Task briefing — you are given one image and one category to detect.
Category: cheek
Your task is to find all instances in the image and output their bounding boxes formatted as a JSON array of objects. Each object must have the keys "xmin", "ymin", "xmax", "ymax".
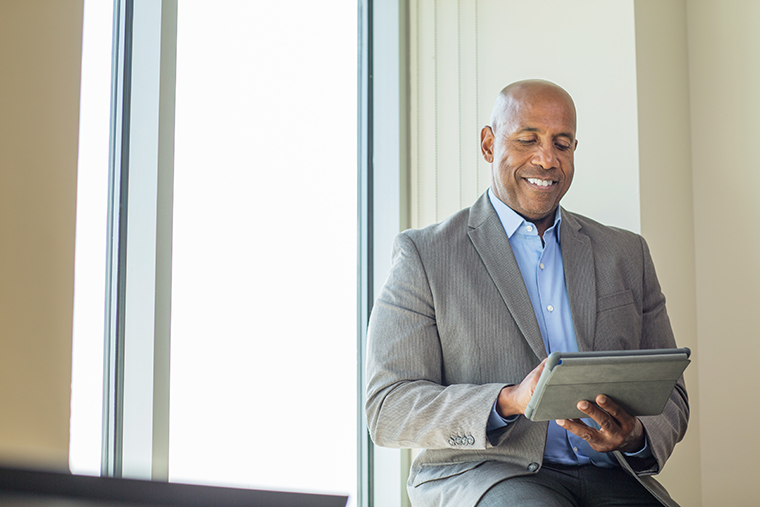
[
  {"xmin": 498, "ymin": 156, "xmax": 521, "ymax": 177},
  {"xmin": 564, "ymin": 167, "xmax": 574, "ymax": 185},
  {"xmin": 561, "ymin": 159, "xmax": 574, "ymax": 181},
  {"xmin": 498, "ymin": 166, "xmax": 520, "ymax": 192}
]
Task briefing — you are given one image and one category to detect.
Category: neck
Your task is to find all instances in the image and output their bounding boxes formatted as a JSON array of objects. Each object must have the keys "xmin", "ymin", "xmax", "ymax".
[{"xmin": 523, "ymin": 210, "xmax": 557, "ymax": 239}]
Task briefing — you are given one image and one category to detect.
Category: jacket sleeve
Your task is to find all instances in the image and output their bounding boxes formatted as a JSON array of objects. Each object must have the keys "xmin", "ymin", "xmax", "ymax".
[{"xmin": 364, "ymin": 232, "xmax": 506, "ymax": 451}]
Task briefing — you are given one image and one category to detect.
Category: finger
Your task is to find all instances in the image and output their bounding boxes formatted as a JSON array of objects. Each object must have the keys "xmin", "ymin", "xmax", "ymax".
[
  {"xmin": 595, "ymin": 395, "xmax": 635, "ymax": 425},
  {"xmin": 559, "ymin": 401, "xmax": 644, "ymax": 453},
  {"xmin": 575, "ymin": 400, "xmax": 614, "ymax": 428},
  {"xmin": 556, "ymin": 418, "xmax": 592, "ymax": 435},
  {"xmin": 594, "ymin": 396, "xmax": 646, "ymax": 452},
  {"xmin": 580, "ymin": 398, "xmax": 632, "ymax": 434},
  {"xmin": 531, "ymin": 358, "xmax": 547, "ymax": 378},
  {"xmin": 556, "ymin": 418, "xmax": 583, "ymax": 430},
  {"xmin": 592, "ymin": 395, "xmax": 639, "ymax": 439},
  {"xmin": 558, "ymin": 417, "xmax": 622, "ymax": 453},
  {"xmin": 572, "ymin": 401, "xmax": 631, "ymax": 451},
  {"xmin": 525, "ymin": 359, "xmax": 548, "ymax": 394},
  {"xmin": 556, "ymin": 418, "xmax": 602, "ymax": 445}
]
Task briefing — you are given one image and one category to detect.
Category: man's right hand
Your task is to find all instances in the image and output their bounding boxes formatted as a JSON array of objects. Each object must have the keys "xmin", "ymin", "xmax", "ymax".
[{"xmin": 496, "ymin": 359, "xmax": 546, "ymax": 418}]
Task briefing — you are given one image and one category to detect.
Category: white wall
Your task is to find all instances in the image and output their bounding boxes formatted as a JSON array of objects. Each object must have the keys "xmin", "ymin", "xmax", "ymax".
[{"xmin": 409, "ymin": 0, "xmax": 642, "ymax": 232}]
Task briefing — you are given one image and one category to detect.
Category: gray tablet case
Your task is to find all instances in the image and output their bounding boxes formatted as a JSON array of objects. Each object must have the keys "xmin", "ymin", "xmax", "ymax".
[{"xmin": 524, "ymin": 348, "xmax": 691, "ymax": 421}]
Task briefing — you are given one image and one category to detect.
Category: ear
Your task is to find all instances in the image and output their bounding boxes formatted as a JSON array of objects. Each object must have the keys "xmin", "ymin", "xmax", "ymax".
[{"xmin": 480, "ymin": 126, "xmax": 495, "ymax": 163}]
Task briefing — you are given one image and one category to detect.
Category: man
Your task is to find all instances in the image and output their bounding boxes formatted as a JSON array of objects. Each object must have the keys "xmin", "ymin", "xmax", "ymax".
[{"xmin": 364, "ymin": 80, "xmax": 688, "ymax": 506}]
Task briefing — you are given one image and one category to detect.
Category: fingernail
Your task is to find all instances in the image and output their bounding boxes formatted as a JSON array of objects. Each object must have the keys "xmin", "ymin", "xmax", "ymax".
[
  {"xmin": 598, "ymin": 395, "xmax": 607, "ymax": 404},
  {"xmin": 578, "ymin": 401, "xmax": 588, "ymax": 410},
  {"xmin": 557, "ymin": 420, "xmax": 565, "ymax": 427}
]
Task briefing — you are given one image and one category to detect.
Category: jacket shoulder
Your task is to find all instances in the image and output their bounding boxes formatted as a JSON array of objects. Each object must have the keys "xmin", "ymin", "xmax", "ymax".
[
  {"xmin": 399, "ymin": 206, "xmax": 474, "ymax": 249},
  {"xmin": 563, "ymin": 209, "xmax": 644, "ymax": 246}
]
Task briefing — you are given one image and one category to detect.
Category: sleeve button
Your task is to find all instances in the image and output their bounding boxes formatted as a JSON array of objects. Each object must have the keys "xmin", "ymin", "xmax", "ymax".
[{"xmin": 527, "ymin": 462, "xmax": 540, "ymax": 472}]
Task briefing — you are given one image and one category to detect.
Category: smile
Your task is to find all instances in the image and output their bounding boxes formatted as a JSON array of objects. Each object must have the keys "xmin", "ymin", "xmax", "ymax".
[{"xmin": 526, "ymin": 178, "xmax": 554, "ymax": 187}]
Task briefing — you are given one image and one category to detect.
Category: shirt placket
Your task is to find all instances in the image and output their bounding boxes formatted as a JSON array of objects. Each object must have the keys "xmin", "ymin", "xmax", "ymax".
[{"xmin": 537, "ymin": 233, "xmax": 558, "ymax": 354}]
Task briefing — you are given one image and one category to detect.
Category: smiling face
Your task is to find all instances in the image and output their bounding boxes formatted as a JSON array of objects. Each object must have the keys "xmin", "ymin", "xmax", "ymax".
[{"xmin": 481, "ymin": 81, "xmax": 577, "ymax": 236}]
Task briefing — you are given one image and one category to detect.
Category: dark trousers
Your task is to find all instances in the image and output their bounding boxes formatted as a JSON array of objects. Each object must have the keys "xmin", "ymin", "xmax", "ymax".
[{"xmin": 476, "ymin": 463, "xmax": 662, "ymax": 507}]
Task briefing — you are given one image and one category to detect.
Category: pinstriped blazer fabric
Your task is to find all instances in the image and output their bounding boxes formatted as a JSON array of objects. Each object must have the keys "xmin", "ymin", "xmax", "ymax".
[{"xmin": 365, "ymin": 192, "xmax": 688, "ymax": 507}]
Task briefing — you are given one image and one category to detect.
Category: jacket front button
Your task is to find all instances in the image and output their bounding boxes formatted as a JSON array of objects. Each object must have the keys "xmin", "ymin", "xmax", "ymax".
[
  {"xmin": 527, "ymin": 462, "xmax": 540, "ymax": 472},
  {"xmin": 448, "ymin": 437, "xmax": 456, "ymax": 446}
]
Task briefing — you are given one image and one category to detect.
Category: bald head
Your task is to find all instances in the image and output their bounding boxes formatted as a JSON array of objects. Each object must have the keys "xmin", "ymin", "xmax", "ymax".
[
  {"xmin": 480, "ymin": 79, "xmax": 577, "ymax": 236},
  {"xmin": 489, "ymin": 79, "xmax": 577, "ymax": 135}
]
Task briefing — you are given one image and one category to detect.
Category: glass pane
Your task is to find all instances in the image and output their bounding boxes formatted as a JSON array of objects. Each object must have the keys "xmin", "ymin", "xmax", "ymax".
[
  {"xmin": 70, "ymin": 0, "xmax": 114, "ymax": 476},
  {"xmin": 168, "ymin": 1, "xmax": 357, "ymax": 504}
]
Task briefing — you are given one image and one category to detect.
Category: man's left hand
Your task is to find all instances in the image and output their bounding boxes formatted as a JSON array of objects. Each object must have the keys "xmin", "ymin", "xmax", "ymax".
[{"xmin": 556, "ymin": 395, "xmax": 645, "ymax": 453}]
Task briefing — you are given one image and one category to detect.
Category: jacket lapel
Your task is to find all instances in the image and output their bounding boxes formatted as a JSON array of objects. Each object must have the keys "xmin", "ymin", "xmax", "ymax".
[
  {"xmin": 560, "ymin": 208, "xmax": 596, "ymax": 351},
  {"xmin": 467, "ymin": 194, "xmax": 546, "ymax": 361}
]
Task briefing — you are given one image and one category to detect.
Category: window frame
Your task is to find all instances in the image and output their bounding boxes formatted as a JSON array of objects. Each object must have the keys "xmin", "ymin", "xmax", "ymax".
[
  {"xmin": 99, "ymin": 0, "xmax": 411, "ymax": 504},
  {"xmin": 101, "ymin": 0, "xmax": 176, "ymax": 481}
]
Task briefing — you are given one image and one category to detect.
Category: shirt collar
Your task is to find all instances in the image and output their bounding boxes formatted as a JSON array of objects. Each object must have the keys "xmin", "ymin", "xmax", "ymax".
[{"xmin": 487, "ymin": 188, "xmax": 562, "ymax": 242}]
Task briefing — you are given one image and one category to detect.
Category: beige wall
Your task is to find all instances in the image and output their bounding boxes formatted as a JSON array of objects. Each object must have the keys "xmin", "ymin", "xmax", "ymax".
[
  {"xmin": 687, "ymin": 1, "xmax": 760, "ymax": 505},
  {"xmin": 0, "ymin": 0, "xmax": 83, "ymax": 469},
  {"xmin": 634, "ymin": 1, "xmax": 701, "ymax": 504}
]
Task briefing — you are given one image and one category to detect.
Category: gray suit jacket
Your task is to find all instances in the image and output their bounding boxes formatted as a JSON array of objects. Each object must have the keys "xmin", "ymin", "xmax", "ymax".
[{"xmin": 365, "ymin": 193, "xmax": 689, "ymax": 507}]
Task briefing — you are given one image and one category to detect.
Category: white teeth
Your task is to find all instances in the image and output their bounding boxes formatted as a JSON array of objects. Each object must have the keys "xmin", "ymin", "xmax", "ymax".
[{"xmin": 527, "ymin": 178, "xmax": 553, "ymax": 187}]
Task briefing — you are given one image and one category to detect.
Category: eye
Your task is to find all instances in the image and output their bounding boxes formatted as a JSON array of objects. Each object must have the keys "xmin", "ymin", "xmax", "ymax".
[{"xmin": 555, "ymin": 143, "xmax": 570, "ymax": 151}]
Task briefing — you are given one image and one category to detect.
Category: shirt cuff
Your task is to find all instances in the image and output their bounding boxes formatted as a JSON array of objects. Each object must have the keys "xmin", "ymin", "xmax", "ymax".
[
  {"xmin": 487, "ymin": 399, "xmax": 519, "ymax": 432},
  {"xmin": 622, "ymin": 435, "xmax": 652, "ymax": 458}
]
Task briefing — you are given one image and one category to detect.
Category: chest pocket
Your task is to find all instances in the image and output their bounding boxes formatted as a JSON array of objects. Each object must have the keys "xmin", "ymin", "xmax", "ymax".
[
  {"xmin": 596, "ymin": 290, "xmax": 640, "ymax": 350},
  {"xmin": 597, "ymin": 289, "xmax": 634, "ymax": 313}
]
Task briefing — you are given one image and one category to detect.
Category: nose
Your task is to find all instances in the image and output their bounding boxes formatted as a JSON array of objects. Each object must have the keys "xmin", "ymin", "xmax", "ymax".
[{"xmin": 531, "ymin": 143, "xmax": 557, "ymax": 170}]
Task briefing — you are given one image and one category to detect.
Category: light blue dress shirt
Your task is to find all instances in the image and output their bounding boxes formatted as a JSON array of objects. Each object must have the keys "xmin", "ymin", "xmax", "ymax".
[{"xmin": 486, "ymin": 189, "xmax": 649, "ymax": 468}]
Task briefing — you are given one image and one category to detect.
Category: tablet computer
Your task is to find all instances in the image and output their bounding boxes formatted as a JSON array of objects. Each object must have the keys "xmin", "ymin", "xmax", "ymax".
[{"xmin": 524, "ymin": 348, "xmax": 690, "ymax": 421}]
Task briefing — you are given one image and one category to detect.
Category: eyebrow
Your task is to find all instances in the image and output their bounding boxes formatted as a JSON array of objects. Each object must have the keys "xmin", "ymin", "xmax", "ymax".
[{"xmin": 515, "ymin": 127, "xmax": 574, "ymax": 139}]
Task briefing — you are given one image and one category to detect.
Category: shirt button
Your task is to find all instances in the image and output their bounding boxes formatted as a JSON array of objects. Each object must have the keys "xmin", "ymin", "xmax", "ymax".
[
  {"xmin": 547, "ymin": 305, "xmax": 554, "ymax": 312},
  {"xmin": 573, "ymin": 447, "xmax": 579, "ymax": 453},
  {"xmin": 539, "ymin": 263, "xmax": 545, "ymax": 270},
  {"xmin": 526, "ymin": 225, "xmax": 533, "ymax": 232}
]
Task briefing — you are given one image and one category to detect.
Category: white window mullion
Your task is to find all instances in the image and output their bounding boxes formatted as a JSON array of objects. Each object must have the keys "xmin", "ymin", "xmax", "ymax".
[
  {"xmin": 369, "ymin": 1, "xmax": 411, "ymax": 506},
  {"xmin": 103, "ymin": 0, "xmax": 177, "ymax": 481}
]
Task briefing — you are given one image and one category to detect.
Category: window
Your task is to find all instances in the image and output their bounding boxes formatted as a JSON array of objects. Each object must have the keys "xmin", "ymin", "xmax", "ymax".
[
  {"xmin": 72, "ymin": 0, "xmax": 364, "ymax": 503},
  {"xmin": 168, "ymin": 0, "xmax": 357, "ymax": 499},
  {"xmin": 70, "ymin": 0, "xmax": 114, "ymax": 476}
]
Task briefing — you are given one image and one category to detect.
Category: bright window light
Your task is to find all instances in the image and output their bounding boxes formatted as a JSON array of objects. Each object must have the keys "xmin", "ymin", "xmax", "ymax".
[
  {"xmin": 70, "ymin": 0, "xmax": 113, "ymax": 476},
  {"xmin": 168, "ymin": 0, "xmax": 357, "ymax": 503},
  {"xmin": 70, "ymin": 2, "xmax": 358, "ymax": 502}
]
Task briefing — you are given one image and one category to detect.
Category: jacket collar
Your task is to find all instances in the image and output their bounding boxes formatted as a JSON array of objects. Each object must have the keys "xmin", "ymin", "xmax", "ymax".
[{"xmin": 467, "ymin": 193, "xmax": 597, "ymax": 355}]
